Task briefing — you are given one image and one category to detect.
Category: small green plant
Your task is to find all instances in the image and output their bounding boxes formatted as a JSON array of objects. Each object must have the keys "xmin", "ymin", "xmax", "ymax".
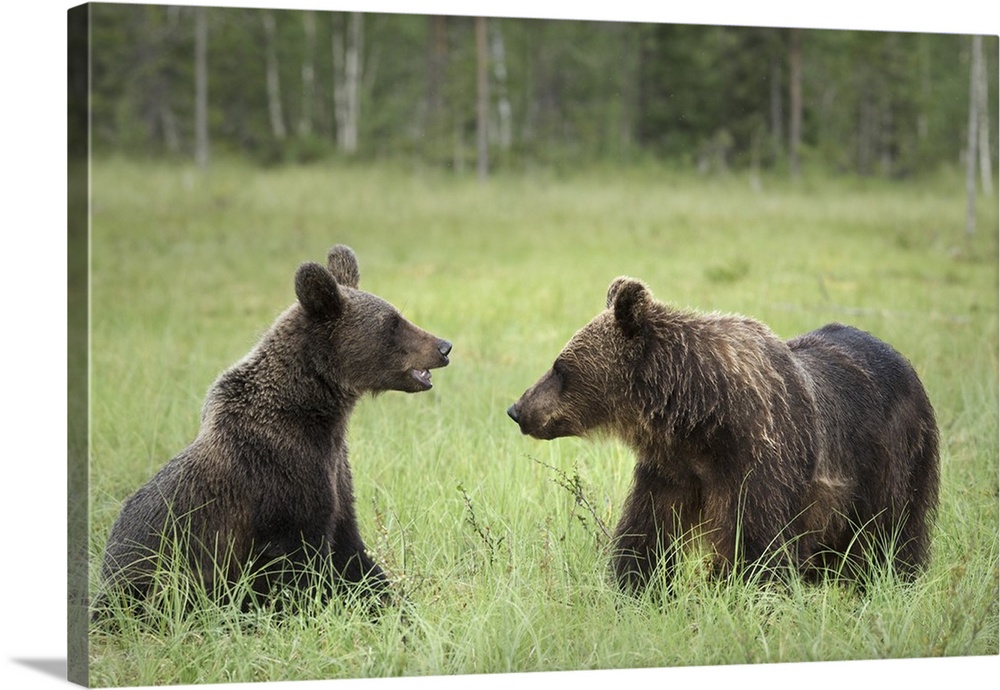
[
  {"xmin": 530, "ymin": 455, "xmax": 612, "ymax": 545},
  {"xmin": 457, "ymin": 483, "xmax": 506, "ymax": 566}
]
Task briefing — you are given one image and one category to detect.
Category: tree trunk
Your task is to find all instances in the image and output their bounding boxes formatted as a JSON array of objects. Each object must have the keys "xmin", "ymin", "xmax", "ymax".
[
  {"xmin": 333, "ymin": 12, "xmax": 363, "ymax": 153},
  {"xmin": 423, "ymin": 15, "xmax": 448, "ymax": 151},
  {"xmin": 299, "ymin": 10, "xmax": 316, "ymax": 137},
  {"xmin": 490, "ymin": 21, "xmax": 512, "ymax": 152},
  {"xmin": 770, "ymin": 56, "xmax": 783, "ymax": 160},
  {"xmin": 262, "ymin": 10, "xmax": 286, "ymax": 141},
  {"xmin": 618, "ymin": 24, "xmax": 639, "ymax": 153},
  {"xmin": 194, "ymin": 6, "xmax": 209, "ymax": 168},
  {"xmin": 160, "ymin": 104, "xmax": 180, "ymax": 154},
  {"xmin": 788, "ymin": 28, "xmax": 803, "ymax": 179},
  {"xmin": 344, "ymin": 12, "xmax": 362, "ymax": 152},
  {"xmin": 858, "ymin": 89, "xmax": 874, "ymax": 175},
  {"xmin": 966, "ymin": 35, "xmax": 981, "ymax": 236},
  {"xmin": 332, "ymin": 14, "xmax": 345, "ymax": 147},
  {"xmin": 974, "ymin": 35, "xmax": 993, "ymax": 195},
  {"xmin": 918, "ymin": 34, "xmax": 930, "ymax": 144},
  {"xmin": 476, "ymin": 16, "xmax": 490, "ymax": 180}
]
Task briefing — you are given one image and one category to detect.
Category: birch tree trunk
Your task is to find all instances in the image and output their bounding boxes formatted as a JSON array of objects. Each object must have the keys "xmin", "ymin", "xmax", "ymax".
[
  {"xmin": 788, "ymin": 28, "xmax": 803, "ymax": 179},
  {"xmin": 160, "ymin": 105, "xmax": 180, "ymax": 154},
  {"xmin": 476, "ymin": 16, "xmax": 490, "ymax": 180},
  {"xmin": 194, "ymin": 6, "xmax": 209, "ymax": 168},
  {"xmin": 299, "ymin": 10, "xmax": 316, "ymax": 137},
  {"xmin": 262, "ymin": 10, "xmax": 286, "ymax": 141},
  {"xmin": 974, "ymin": 35, "xmax": 993, "ymax": 195},
  {"xmin": 490, "ymin": 21, "xmax": 511, "ymax": 152},
  {"xmin": 966, "ymin": 34, "xmax": 982, "ymax": 236},
  {"xmin": 332, "ymin": 12, "xmax": 363, "ymax": 153},
  {"xmin": 344, "ymin": 12, "xmax": 362, "ymax": 153},
  {"xmin": 332, "ymin": 14, "xmax": 345, "ymax": 148}
]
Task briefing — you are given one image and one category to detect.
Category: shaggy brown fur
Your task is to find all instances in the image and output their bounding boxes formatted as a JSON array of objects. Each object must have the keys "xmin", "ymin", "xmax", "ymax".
[
  {"xmin": 508, "ymin": 277, "xmax": 939, "ymax": 593},
  {"xmin": 95, "ymin": 245, "xmax": 451, "ymax": 616}
]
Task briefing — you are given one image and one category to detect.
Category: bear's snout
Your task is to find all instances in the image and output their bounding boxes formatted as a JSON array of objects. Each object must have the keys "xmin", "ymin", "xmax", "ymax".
[
  {"xmin": 506, "ymin": 403, "xmax": 521, "ymax": 424},
  {"xmin": 431, "ymin": 338, "xmax": 451, "ymax": 369},
  {"xmin": 507, "ymin": 402, "xmax": 533, "ymax": 436}
]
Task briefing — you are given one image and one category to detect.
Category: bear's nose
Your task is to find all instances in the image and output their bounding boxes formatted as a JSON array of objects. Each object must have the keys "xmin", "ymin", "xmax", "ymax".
[
  {"xmin": 438, "ymin": 340, "xmax": 452, "ymax": 357},
  {"xmin": 506, "ymin": 404, "xmax": 520, "ymax": 424}
]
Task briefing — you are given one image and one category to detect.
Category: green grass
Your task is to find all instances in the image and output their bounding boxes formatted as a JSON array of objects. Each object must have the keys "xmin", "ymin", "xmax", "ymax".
[{"xmin": 87, "ymin": 158, "xmax": 999, "ymax": 686}]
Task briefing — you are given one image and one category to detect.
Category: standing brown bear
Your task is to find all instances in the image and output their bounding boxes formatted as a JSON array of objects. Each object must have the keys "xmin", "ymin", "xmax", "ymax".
[
  {"xmin": 95, "ymin": 245, "xmax": 451, "ymax": 616},
  {"xmin": 508, "ymin": 277, "xmax": 939, "ymax": 593}
]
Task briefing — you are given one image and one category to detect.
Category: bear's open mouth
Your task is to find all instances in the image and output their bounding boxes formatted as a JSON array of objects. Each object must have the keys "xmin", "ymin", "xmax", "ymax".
[{"xmin": 410, "ymin": 368, "xmax": 433, "ymax": 389}]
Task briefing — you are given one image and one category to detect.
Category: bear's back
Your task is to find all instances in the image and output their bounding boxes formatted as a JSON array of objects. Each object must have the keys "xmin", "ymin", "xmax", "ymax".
[
  {"xmin": 786, "ymin": 323, "xmax": 937, "ymax": 509},
  {"xmin": 787, "ymin": 323, "xmax": 928, "ymax": 411}
]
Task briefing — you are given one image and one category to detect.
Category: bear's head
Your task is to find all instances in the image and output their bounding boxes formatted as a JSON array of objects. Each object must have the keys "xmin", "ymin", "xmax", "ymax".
[
  {"xmin": 507, "ymin": 276, "xmax": 652, "ymax": 440},
  {"xmin": 294, "ymin": 245, "xmax": 451, "ymax": 395}
]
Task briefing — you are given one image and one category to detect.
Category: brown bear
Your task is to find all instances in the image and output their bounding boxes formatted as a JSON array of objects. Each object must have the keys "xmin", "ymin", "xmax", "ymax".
[
  {"xmin": 508, "ymin": 276, "xmax": 939, "ymax": 593},
  {"xmin": 94, "ymin": 245, "xmax": 451, "ymax": 617}
]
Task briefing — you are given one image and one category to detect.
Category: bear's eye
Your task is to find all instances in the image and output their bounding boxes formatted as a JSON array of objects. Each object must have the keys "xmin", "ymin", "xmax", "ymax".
[
  {"xmin": 552, "ymin": 359, "xmax": 569, "ymax": 387},
  {"xmin": 386, "ymin": 314, "xmax": 401, "ymax": 333}
]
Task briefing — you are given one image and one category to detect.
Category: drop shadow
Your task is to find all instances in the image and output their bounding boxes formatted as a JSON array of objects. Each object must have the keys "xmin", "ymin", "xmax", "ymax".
[{"xmin": 11, "ymin": 658, "xmax": 67, "ymax": 681}]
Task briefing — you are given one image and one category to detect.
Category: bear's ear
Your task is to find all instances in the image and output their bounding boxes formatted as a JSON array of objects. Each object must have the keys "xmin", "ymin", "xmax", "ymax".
[
  {"xmin": 607, "ymin": 276, "xmax": 648, "ymax": 337},
  {"xmin": 327, "ymin": 244, "xmax": 360, "ymax": 288},
  {"xmin": 295, "ymin": 262, "xmax": 344, "ymax": 319}
]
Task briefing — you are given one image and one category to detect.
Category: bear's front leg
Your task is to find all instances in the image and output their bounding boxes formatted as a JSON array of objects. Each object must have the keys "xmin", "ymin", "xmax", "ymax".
[
  {"xmin": 329, "ymin": 513, "xmax": 389, "ymax": 600},
  {"xmin": 612, "ymin": 521, "xmax": 673, "ymax": 593},
  {"xmin": 612, "ymin": 465, "xmax": 696, "ymax": 593},
  {"xmin": 699, "ymin": 468, "xmax": 802, "ymax": 583}
]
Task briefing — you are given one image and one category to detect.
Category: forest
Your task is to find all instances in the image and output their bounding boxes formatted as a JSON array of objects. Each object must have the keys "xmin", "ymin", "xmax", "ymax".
[{"xmin": 77, "ymin": 3, "xmax": 998, "ymax": 180}]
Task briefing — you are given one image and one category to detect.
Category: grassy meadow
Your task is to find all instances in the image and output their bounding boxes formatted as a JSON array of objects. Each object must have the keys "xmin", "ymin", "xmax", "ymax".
[{"xmin": 87, "ymin": 158, "xmax": 998, "ymax": 686}]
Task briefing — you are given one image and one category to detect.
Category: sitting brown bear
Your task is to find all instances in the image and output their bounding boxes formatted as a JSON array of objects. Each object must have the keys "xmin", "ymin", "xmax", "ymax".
[
  {"xmin": 508, "ymin": 276, "xmax": 939, "ymax": 593},
  {"xmin": 95, "ymin": 245, "xmax": 451, "ymax": 617}
]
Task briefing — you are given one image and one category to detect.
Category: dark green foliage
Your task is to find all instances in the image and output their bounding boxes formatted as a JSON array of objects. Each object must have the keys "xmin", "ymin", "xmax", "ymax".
[
  {"xmin": 636, "ymin": 24, "xmax": 779, "ymax": 163},
  {"xmin": 85, "ymin": 5, "xmax": 998, "ymax": 178}
]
